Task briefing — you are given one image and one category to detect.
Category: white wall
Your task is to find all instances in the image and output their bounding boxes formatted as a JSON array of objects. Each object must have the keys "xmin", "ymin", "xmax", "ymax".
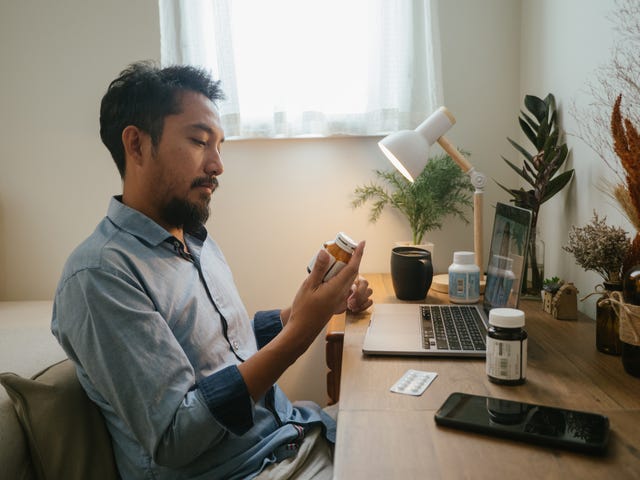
[
  {"xmin": 0, "ymin": 0, "xmax": 158, "ymax": 300},
  {"xmin": 520, "ymin": 0, "xmax": 620, "ymax": 315},
  {"xmin": 10, "ymin": 0, "xmax": 620, "ymax": 406}
]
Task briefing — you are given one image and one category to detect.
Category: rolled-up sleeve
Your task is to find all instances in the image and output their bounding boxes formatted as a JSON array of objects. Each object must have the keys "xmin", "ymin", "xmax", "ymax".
[
  {"xmin": 253, "ymin": 310, "xmax": 283, "ymax": 349},
  {"xmin": 198, "ymin": 365, "xmax": 254, "ymax": 435},
  {"xmin": 196, "ymin": 310, "xmax": 283, "ymax": 435}
]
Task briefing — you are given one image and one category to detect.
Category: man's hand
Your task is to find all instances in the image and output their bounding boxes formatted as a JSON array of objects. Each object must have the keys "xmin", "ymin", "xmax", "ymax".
[
  {"xmin": 239, "ymin": 242, "xmax": 368, "ymax": 401},
  {"xmin": 279, "ymin": 249, "xmax": 373, "ymax": 324},
  {"xmin": 284, "ymin": 242, "xmax": 366, "ymax": 350},
  {"xmin": 346, "ymin": 276, "xmax": 373, "ymax": 314}
]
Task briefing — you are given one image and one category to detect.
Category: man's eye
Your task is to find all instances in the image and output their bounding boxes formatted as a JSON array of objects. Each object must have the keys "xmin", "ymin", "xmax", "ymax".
[{"xmin": 192, "ymin": 138, "xmax": 207, "ymax": 146}]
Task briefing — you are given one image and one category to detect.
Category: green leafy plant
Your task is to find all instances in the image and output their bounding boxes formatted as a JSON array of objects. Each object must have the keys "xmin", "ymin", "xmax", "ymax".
[
  {"xmin": 496, "ymin": 93, "xmax": 574, "ymax": 294},
  {"xmin": 542, "ymin": 276, "xmax": 563, "ymax": 293},
  {"xmin": 352, "ymin": 153, "xmax": 473, "ymax": 245}
]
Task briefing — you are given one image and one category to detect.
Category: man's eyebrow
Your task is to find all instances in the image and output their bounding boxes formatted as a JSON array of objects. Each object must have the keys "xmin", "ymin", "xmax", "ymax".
[
  {"xmin": 188, "ymin": 123, "xmax": 215, "ymax": 135},
  {"xmin": 187, "ymin": 123, "xmax": 225, "ymax": 143}
]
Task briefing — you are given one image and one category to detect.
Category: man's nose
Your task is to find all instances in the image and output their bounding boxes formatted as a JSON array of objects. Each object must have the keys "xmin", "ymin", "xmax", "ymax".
[{"xmin": 205, "ymin": 149, "xmax": 224, "ymax": 176}]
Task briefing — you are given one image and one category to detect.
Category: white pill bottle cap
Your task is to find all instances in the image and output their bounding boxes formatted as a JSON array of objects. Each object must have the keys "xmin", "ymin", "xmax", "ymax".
[
  {"xmin": 453, "ymin": 251, "xmax": 475, "ymax": 265},
  {"xmin": 489, "ymin": 308, "xmax": 525, "ymax": 328}
]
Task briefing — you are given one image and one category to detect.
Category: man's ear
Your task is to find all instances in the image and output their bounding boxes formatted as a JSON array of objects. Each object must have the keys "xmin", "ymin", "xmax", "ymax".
[{"xmin": 122, "ymin": 126, "xmax": 148, "ymax": 167}]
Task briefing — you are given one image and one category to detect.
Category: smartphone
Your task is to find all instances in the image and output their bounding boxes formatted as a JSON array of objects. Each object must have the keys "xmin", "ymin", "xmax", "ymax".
[{"xmin": 434, "ymin": 392, "xmax": 610, "ymax": 454}]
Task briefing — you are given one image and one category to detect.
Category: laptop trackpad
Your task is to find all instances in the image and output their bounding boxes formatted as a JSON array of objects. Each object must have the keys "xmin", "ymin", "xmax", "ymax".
[{"xmin": 363, "ymin": 304, "xmax": 422, "ymax": 353}]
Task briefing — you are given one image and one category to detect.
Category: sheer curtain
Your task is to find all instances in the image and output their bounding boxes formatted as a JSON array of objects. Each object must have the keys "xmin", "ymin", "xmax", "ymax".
[{"xmin": 159, "ymin": 0, "xmax": 442, "ymax": 139}]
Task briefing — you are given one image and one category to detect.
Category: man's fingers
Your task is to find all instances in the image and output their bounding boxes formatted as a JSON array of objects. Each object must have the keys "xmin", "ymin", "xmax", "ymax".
[
  {"xmin": 334, "ymin": 241, "xmax": 365, "ymax": 283},
  {"xmin": 351, "ymin": 241, "xmax": 365, "ymax": 266},
  {"xmin": 307, "ymin": 249, "xmax": 331, "ymax": 287}
]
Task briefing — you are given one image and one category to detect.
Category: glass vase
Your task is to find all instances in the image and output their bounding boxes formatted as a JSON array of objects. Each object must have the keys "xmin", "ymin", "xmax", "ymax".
[
  {"xmin": 596, "ymin": 282, "xmax": 622, "ymax": 355},
  {"xmin": 522, "ymin": 227, "xmax": 544, "ymax": 297},
  {"xmin": 622, "ymin": 265, "xmax": 640, "ymax": 377}
]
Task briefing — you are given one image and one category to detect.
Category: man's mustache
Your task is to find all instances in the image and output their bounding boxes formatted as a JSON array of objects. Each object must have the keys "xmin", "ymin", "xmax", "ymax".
[{"xmin": 191, "ymin": 176, "xmax": 219, "ymax": 190}]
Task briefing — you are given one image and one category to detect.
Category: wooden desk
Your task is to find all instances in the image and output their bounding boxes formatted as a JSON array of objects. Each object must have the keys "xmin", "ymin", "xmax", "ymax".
[{"xmin": 332, "ymin": 274, "xmax": 640, "ymax": 479}]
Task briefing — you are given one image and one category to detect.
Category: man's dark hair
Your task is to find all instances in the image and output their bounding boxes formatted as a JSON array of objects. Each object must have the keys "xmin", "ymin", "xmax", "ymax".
[{"xmin": 99, "ymin": 61, "xmax": 224, "ymax": 178}]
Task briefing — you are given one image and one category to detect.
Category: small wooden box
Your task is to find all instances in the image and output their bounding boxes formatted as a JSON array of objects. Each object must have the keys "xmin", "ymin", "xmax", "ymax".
[{"xmin": 542, "ymin": 282, "xmax": 578, "ymax": 320}]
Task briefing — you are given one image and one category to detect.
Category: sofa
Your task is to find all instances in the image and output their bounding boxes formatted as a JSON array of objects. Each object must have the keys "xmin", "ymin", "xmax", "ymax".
[{"xmin": 0, "ymin": 301, "xmax": 119, "ymax": 480}]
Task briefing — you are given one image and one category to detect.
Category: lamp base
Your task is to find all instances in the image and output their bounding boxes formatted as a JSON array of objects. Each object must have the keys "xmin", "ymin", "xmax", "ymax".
[{"xmin": 431, "ymin": 273, "xmax": 486, "ymax": 295}]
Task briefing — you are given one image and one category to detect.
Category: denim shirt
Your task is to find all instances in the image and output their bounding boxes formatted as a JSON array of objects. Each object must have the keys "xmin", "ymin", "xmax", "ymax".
[{"xmin": 51, "ymin": 196, "xmax": 336, "ymax": 480}]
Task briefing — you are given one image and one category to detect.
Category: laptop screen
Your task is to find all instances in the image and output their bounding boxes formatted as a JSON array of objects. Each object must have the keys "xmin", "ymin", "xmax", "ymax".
[{"xmin": 482, "ymin": 203, "xmax": 533, "ymax": 312}]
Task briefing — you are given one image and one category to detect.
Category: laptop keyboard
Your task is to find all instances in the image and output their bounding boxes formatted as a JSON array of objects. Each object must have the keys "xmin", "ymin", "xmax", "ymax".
[{"xmin": 420, "ymin": 305, "xmax": 486, "ymax": 351}]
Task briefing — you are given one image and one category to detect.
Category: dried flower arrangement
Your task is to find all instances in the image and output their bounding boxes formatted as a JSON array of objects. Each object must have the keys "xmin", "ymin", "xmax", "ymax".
[
  {"xmin": 611, "ymin": 95, "xmax": 640, "ymax": 272},
  {"xmin": 570, "ymin": 0, "xmax": 640, "ymax": 178},
  {"xmin": 563, "ymin": 211, "xmax": 630, "ymax": 284},
  {"xmin": 569, "ymin": 0, "xmax": 640, "ymax": 276}
]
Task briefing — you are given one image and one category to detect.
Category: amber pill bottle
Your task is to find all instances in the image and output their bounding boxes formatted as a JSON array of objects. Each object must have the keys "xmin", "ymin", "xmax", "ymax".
[{"xmin": 308, "ymin": 232, "xmax": 357, "ymax": 281}]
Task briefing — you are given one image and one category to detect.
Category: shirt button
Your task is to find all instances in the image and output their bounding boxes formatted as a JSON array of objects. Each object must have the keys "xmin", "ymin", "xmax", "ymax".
[{"xmin": 232, "ymin": 340, "xmax": 240, "ymax": 351}]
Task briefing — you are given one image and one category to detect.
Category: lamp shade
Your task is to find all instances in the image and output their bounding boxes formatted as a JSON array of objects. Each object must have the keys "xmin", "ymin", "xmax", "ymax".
[
  {"xmin": 378, "ymin": 129, "xmax": 430, "ymax": 183},
  {"xmin": 376, "ymin": 106, "xmax": 486, "ymax": 277}
]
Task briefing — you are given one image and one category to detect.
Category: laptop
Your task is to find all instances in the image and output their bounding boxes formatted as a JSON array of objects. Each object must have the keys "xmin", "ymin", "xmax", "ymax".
[{"xmin": 362, "ymin": 202, "xmax": 533, "ymax": 357}]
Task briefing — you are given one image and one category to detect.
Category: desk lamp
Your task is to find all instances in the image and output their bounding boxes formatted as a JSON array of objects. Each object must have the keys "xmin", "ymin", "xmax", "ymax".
[{"xmin": 378, "ymin": 107, "xmax": 486, "ymax": 292}]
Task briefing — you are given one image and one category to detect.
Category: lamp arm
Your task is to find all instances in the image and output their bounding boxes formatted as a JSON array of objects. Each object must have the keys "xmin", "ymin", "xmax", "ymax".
[
  {"xmin": 436, "ymin": 134, "xmax": 485, "ymax": 272},
  {"xmin": 436, "ymin": 135, "xmax": 473, "ymax": 172},
  {"xmin": 471, "ymin": 173, "xmax": 485, "ymax": 273}
]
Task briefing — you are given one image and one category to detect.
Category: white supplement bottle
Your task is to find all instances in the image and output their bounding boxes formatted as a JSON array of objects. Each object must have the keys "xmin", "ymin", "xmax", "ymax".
[{"xmin": 448, "ymin": 251, "xmax": 480, "ymax": 304}]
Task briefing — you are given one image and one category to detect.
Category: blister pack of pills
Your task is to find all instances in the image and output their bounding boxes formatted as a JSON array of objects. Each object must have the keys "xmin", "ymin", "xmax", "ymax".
[{"xmin": 390, "ymin": 369, "xmax": 438, "ymax": 396}]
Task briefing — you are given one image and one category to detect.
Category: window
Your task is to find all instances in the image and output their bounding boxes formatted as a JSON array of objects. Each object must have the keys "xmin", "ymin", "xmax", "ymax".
[{"xmin": 160, "ymin": 0, "xmax": 442, "ymax": 139}]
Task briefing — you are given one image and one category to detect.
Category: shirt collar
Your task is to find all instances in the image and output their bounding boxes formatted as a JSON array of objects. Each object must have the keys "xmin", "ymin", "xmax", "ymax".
[{"xmin": 106, "ymin": 196, "xmax": 208, "ymax": 246}]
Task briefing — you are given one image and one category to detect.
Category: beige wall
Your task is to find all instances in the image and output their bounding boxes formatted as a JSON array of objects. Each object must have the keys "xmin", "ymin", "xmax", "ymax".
[
  {"xmin": 1, "ymin": 0, "xmax": 617, "ymax": 404},
  {"xmin": 520, "ymin": 0, "xmax": 620, "ymax": 314}
]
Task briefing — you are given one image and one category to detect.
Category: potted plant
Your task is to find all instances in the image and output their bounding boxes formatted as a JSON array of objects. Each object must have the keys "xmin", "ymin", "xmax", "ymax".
[
  {"xmin": 542, "ymin": 276, "xmax": 563, "ymax": 294},
  {"xmin": 563, "ymin": 211, "xmax": 630, "ymax": 354},
  {"xmin": 563, "ymin": 212, "xmax": 630, "ymax": 285},
  {"xmin": 352, "ymin": 152, "xmax": 473, "ymax": 255},
  {"xmin": 496, "ymin": 93, "xmax": 574, "ymax": 295},
  {"xmin": 541, "ymin": 276, "xmax": 563, "ymax": 313}
]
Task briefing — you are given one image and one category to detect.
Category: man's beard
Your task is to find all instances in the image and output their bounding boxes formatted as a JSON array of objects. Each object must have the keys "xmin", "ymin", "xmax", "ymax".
[
  {"xmin": 161, "ymin": 197, "xmax": 209, "ymax": 233},
  {"xmin": 160, "ymin": 177, "xmax": 218, "ymax": 233}
]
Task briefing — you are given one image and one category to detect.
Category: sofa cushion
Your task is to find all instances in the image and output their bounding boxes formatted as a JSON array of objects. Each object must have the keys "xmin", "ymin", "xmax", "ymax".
[
  {"xmin": 0, "ymin": 359, "xmax": 119, "ymax": 480},
  {"xmin": 0, "ymin": 397, "xmax": 35, "ymax": 480}
]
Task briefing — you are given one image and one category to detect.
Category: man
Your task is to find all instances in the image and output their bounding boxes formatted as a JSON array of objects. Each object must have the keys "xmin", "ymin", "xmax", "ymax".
[{"xmin": 52, "ymin": 61, "xmax": 372, "ymax": 479}]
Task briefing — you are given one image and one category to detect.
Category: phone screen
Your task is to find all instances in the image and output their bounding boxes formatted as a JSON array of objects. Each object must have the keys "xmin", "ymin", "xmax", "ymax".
[{"xmin": 434, "ymin": 392, "xmax": 609, "ymax": 454}]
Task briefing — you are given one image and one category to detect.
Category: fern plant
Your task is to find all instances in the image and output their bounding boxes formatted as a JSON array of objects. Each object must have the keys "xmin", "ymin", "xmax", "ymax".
[
  {"xmin": 496, "ymin": 93, "xmax": 574, "ymax": 293},
  {"xmin": 352, "ymin": 153, "xmax": 473, "ymax": 245}
]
